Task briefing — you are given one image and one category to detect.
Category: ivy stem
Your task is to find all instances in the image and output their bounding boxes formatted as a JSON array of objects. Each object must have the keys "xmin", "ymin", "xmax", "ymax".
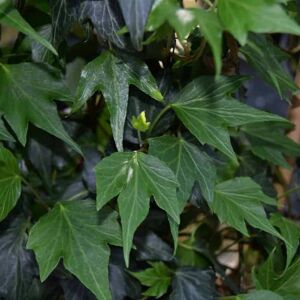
[
  {"xmin": 137, "ymin": 130, "xmax": 143, "ymax": 147},
  {"xmin": 202, "ymin": 0, "xmax": 214, "ymax": 8},
  {"xmin": 148, "ymin": 104, "xmax": 172, "ymax": 136},
  {"xmin": 21, "ymin": 177, "xmax": 49, "ymax": 210},
  {"xmin": 278, "ymin": 185, "xmax": 300, "ymax": 199}
]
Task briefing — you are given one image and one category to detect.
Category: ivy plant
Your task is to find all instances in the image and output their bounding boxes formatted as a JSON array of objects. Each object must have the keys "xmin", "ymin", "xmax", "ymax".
[{"xmin": 1, "ymin": 0, "xmax": 300, "ymax": 299}]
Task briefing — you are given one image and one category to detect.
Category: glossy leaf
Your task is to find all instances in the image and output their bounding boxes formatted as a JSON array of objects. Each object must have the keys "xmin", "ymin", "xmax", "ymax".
[
  {"xmin": 76, "ymin": 51, "xmax": 162, "ymax": 151},
  {"xmin": 148, "ymin": 0, "xmax": 223, "ymax": 74},
  {"xmin": 118, "ymin": 0, "xmax": 154, "ymax": 50},
  {"xmin": 95, "ymin": 151, "xmax": 180, "ymax": 266},
  {"xmin": 169, "ymin": 267, "xmax": 217, "ymax": 300},
  {"xmin": 149, "ymin": 136, "xmax": 216, "ymax": 205},
  {"xmin": 130, "ymin": 262, "xmax": 172, "ymax": 298},
  {"xmin": 50, "ymin": 0, "xmax": 125, "ymax": 47},
  {"xmin": 0, "ymin": 147, "xmax": 21, "ymax": 221},
  {"xmin": 171, "ymin": 76, "xmax": 288, "ymax": 162},
  {"xmin": 0, "ymin": 218, "xmax": 37, "ymax": 300},
  {"xmin": 0, "ymin": 63, "xmax": 81, "ymax": 153},
  {"xmin": 27, "ymin": 200, "xmax": 122, "ymax": 300},
  {"xmin": 218, "ymin": 0, "xmax": 300, "ymax": 45},
  {"xmin": 211, "ymin": 177, "xmax": 282, "ymax": 238},
  {"xmin": 0, "ymin": 7, "xmax": 57, "ymax": 55},
  {"xmin": 240, "ymin": 34, "xmax": 298, "ymax": 100}
]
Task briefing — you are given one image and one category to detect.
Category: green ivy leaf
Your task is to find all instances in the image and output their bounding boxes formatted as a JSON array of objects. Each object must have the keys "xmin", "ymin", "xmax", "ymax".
[
  {"xmin": 242, "ymin": 123, "xmax": 300, "ymax": 168},
  {"xmin": 27, "ymin": 200, "xmax": 122, "ymax": 300},
  {"xmin": 171, "ymin": 76, "xmax": 288, "ymax": 163},
  {"xmin": 240, "ymin": 34, "xmax": 298, "ymax": 100},
  {"xmin": 0, "ymin": 117, "xmax": 14, "ymax": 142},
  {"xmin": 149, "ymin": 136, "xmax": 216, "ymax": 206},
  {"xmin": 76, "ymin": 51, "xmax": 163, "ymax": 151},
  {"xmin": 169, "ymin": 267, "xmax": 217, "ymax": 300},
  {"xmin": 218, "ymin": 0, "xmax": 300, "ymax": 45},
  {"xmin": 130, "ymin": 262, "xmax": 173, "ymax": 298},
  {"xmin": 211, "ymin": 177, "xmax": 282, "ymax": 239},
  {"xmin": 0, "ymin": 7, "xmax": 57, "ymax": 56},
  {"xmin": 95, "ymin": 151, "xmax": 180, "ymax": 266},
  {"xmin": 270, "ymin": 214, "xmax": 300, "ymax": 268},
  {"xmin": 118, "ymin": 0, "xmax": 155, "ymax": 50},
  {"xmin": 238, "ymin": 290, "xmax": 284, "ymax": 300},
  {"xmin": 0, "ymin": 63, "xmax": 81, "ymax": 153},
  {"xmin": 255, "ymin": 253, "xmax": 300, "ymax": 299},
  {"xmin": 148, "ymin": 0, "xmax": 223, "ymax": 74},
  {"xmin": 0, "ymin": 147, "xmax": 21, "ymax": 221},
  {"xmin": 131, "ymin": 111, "xmax": 151, "ymax": 132},
  {"xmin": 0, "ymin": 218, "xmax": 37, "ymax": 299},
  {"xmin": 50, "ymin": 0, "xmax": 125, "ymax": 47}
]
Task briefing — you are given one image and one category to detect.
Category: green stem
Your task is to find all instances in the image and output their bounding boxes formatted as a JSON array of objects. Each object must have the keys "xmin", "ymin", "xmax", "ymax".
[
  {"xmin": 21, "ymin": 177, "xmax": 49, "ymax": 210},
  {"xmin": 137, "ymin": 130, "xmax": 143, "ymax": 147},
  {"xmin": 202, "ymin": 0, "xmax": 214, "ymax": 8},
  {"xmin": 278, "ymin": 185, "xmax": 300, "ymax": 199},
  {"xmin": 65, "ymin": 190, "xmax": 89, "ymax": 202},
  {"xmin": 148, "ymin": 104, "xmax": 172, "ymax": 136}
]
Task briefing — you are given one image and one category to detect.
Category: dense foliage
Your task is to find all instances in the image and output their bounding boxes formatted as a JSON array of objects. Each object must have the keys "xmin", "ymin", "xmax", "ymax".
[{"xmin": 1, "ymin": 0, "xmax": 300, "ymax": 299}]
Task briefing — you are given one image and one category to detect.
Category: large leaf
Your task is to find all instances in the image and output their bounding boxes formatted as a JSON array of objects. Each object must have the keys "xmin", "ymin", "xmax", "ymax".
[
  {"xmin": 130, "ymin": 262, "xmax": 172, "ymax": 298},
  {"xmin": 0, "ymin": 63, "xmax": 80, "ymax": 153},
  {"xmin": 149, "ymin": 136, "xmax": 216, "ymax": 205},
  {"xmin": 240, "ymin": 34, "xmax": 298, "ymax": 100},
  {"xmin": 218, "ymin": 0, "xmax": 300, "ymax": 45},
  {"xmin": 95, "ymin": 151, "xmax": 180, "ymax": 266},
  {"xmin": 50, "ymin": 0, "xmax": 125, "ymax": 47},
  {"xmin": 0, "ymin": 6, "xmax": 57, "ymax": 55},
  {"xmin": 169, "ymin": 267, "xmax": 217, "ymax": 300},
  {"xmin": 211, "ymin": 177, "xmax": 282, "ymax": 238},
  {"xmin": 27, "ymin": 200, "xmax": 122, "ymax": 300},
  {"xmin": 0, "ymin": 218, "xmax": 38, "ymax": 300},
  {"xmin": 270, "ymin": 214, "xmax": 300, "ymax": 268},
  {"xmin": 148, "ymin": 0, "xmax": 223, "ymax": 74},
  {"xmin": 171, "ymin": 76, "xmax": 288, "ymax": 162},
  {"xmin": 0, "ymin": 147, "xmax": 21, "ymax": 221},
  {"xmin": 118, "ymin": 0, "xmax": 154, "ymax": 50},
  {"xmin": 76, "ymin": 51, "xmax": 163, "ymax": 151}
]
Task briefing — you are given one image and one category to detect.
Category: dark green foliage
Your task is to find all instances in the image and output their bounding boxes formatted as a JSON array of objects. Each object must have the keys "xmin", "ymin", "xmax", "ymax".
[{"xmin": 1, "ymin": 0, "xmax": 300, "ymax": 299}]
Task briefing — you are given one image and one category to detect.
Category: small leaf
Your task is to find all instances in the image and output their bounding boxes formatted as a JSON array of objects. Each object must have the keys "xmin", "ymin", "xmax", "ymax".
[
  {"xmin": 0, "ymin": 147, "xmax": 21, "ymax": 221},
  {"xmin": 270, "ymin": 213, "xmax": 300, "ymax": 268},
  {"xmin": 130, "ymin": 262, "xmax": 172, "ymax": 298},
  {"xmin": 240, "ymin": 34, "xmax": 298, "ymax": 100},
  {"xmin": 27, "ymin": 200, "xmax": 122, "ymax": 300},
  {"xmin": 211, "ymin": 177, "xmax": 282, "ymax": 239},
  {"xmin": 171, "ymin": 76, "xmax": 288, "ymax": 162},
  {"xmin": 95, "ymin": 151, "xmax": 180, "ymax": 266},
  {"xmin": 238, "ymin": 290, "xmax": 284, "ymax": 300},
  {"xmin": 169, "ymin": 267, "xmax": 217, "ymax": 300},
  {"xmin": 242, "ymin": 123, "xmax": 300, "ymax": 168},
  {"xmin": 118, "ymin": 0, "xmax": 155, "ymax": 50},
  {"xmin": 0, "ymin": 63, "xmax": 81, "ymax": 153},
  {"xmin": 131, "ymin": 111, "xmax": 151, "ymax": 132},
  {"xmin": 149, "ymin": 136, "xmax": 216, "ymax": 205},
  {"xmin": 0, "ymin": 218, "xmax": 37, "ymax": 299},
  {"xmin": 76, "ymin": 51, "xmax": 163, "ymax": 151},
  {"xmin": 50, "ymin": 0, "xmax": 125, "ymax": 48},
  {"xmin": 0, "ymin": 7, "xmax": 57, "ymax": 55},
  {"xmin": 218, "ymin": 0, "xmax": 300, "ymax": 45},
  {"xmin": 255, "ymin": 252, "xmax": 300, "ymax": 299},
  {"xmin": 148, "ymin": 0, "xmax": 223, "ymax": 74}
]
